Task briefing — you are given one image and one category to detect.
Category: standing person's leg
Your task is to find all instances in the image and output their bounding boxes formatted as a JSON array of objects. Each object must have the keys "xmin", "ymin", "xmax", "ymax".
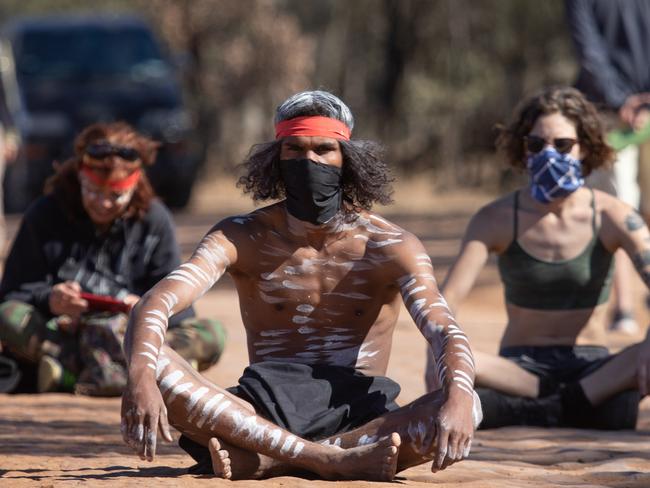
[
  {"xmin": 637, "ymin": 139, "xmax": 650, "ymax": 311},
  {"xmin": 610, "ymin": 145, "xmax": 641, "ymax": 333},
  {"xmin": 154, "ymin": 346, "xmax": 401, "ymax": 481},
  {"xmin": 638, "ymin": 139, "xmax": 650, "ymax": 223}
]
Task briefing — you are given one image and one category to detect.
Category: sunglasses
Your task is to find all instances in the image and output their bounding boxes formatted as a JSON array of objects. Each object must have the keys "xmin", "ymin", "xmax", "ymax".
[
  {"xmin": 85, "ymin": 142, "xmax": 141, "ymax": 162},
  {"xmin": 524, "ymin": 135, "xmax": 578, "ymax": 154}
]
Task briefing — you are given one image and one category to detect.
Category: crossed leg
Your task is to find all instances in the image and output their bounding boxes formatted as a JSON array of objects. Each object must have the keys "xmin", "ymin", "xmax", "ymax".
[
  {"xmin": 206, "ymin": 366, "xmax": 484, "ymax": 479},
  {"xmin": 155, "ymin": 346, "xmax": 401, "ymax": 481},
  {"xmin": 470, "ymin": 345, "xmax": 643, "ymax": 405}
]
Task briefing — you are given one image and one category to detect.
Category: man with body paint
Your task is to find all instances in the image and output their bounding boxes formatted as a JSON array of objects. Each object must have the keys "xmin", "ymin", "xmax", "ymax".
[
  {"xmin": 121, "ymin": 90, "xmax": 482, "ymax": 481},
  {"xmin": 0, "ymin": 122, "xmax": 225, "ymax": 394}
]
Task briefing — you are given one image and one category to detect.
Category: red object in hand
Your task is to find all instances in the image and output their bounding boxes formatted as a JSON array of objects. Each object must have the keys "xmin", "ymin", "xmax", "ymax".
[{"xmin": 80, "ymin": 292, "xmax": 131, "ymax": 314}]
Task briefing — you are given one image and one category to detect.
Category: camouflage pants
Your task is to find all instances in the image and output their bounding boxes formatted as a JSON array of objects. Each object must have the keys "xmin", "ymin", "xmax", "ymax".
[{"xmin": 0, "ymin": 300, "xmax": 226, "ymax": 396}]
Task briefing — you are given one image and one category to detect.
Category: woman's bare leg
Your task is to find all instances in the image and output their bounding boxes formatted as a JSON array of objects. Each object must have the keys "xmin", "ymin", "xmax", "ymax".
[
  {"xmin": 579, "ymin": 343, "xmax": 641, "ymax": 405},
  {"xmin": 473, "ymin": 350, "xmax": 540, "ymax": 397},
  {"xmin": 156, "ymin": 346, "xmax": 400, "ymax": 481}
]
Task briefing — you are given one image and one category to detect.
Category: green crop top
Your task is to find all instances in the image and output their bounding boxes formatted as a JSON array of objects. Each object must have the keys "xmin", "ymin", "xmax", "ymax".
[{"xmin": 496, "ymin": 190, "xmax": 614, "ymax": 310}]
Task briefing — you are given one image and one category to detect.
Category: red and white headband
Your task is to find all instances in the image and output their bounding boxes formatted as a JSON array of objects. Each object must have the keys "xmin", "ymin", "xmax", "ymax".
[{"xmin": 80, "ymin": 165, "xmax": 142, "ymax": 191}]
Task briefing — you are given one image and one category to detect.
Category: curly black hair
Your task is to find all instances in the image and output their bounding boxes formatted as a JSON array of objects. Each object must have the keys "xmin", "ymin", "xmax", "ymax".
[{"xmin": 237, "ymin": 139, "xmax": 394, "ymax": 211}]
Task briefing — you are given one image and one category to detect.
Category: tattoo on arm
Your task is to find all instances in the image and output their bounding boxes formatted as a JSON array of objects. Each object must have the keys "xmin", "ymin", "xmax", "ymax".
[{"xmin": 625, "ymin": 212, "xmax": 645, "ymax": 232}]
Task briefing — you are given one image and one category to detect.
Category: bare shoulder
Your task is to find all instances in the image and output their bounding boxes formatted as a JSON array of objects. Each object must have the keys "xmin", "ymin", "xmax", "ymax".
[
  {"xmin": 470, "ymin": 192, "xmax": 514, "ymax": 228},
  {"xmin": 356, "ymin": 211, "xmax": 426, "ymax": 265},
  {"xmin": 463, "ymin": 192, "xmax": 515, "ymax": 251},
  {"xmin": 594, "ymin": 188, "xmax": 645, "ymax": 233},
  {"xmin": 208, "ymin": 203, "xmax": 283, "ymax": 240},
  {"xmin": 354, "ymin": 210, "xmax": 405, "ymax": 236}
]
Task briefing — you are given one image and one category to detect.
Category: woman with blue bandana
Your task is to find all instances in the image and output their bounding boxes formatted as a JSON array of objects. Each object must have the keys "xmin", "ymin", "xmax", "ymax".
[{"xmin": 426, "ymin": 86, "xmax": 650, "ymax": 429}]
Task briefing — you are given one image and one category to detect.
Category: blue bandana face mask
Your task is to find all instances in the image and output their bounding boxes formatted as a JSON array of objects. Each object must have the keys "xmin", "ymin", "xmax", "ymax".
[{"xmin": 527, "ymin": 147, "xmax": 584, "ymax": 203}]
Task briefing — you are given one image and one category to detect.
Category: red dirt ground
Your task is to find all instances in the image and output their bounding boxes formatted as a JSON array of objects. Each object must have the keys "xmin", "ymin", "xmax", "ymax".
[{"xmin": 2, "ymin": 183, "xmax": 649, "ymax": 487}]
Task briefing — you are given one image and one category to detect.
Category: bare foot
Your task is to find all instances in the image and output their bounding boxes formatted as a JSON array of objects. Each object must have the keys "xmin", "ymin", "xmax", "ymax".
[
  {"xmin": 209, "ymin": 436, "xmax": 291, "ymax": 480},
  {"xmin": 322, "ymin": 432, "xmax": 401, "ymax": 481},
  {"xmin": 209, "ymin": 438, "xmax": 232, "ymax": 479}
]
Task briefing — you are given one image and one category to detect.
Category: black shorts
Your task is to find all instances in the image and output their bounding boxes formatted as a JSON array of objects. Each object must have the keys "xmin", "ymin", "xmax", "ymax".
[
  {"xmin": 179, "ymin": 361, "xmax": 400, "ymax": 468},
  {"xmin": 477, "ymin": 345, "xmax": 639, "ymax": 430},
  {"xmin": 226, "ymin": 361, "xmax": 400, "ymax": 440},
  {"xmin": 499, "ymin": 345, "xmax": 613, "ymax": 382}
]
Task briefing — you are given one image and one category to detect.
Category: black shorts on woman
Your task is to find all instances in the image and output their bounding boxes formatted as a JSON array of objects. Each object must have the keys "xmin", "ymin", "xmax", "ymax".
[{"xmin": 477, "ymin": 345, "xmax": 639, "ymax": 430}]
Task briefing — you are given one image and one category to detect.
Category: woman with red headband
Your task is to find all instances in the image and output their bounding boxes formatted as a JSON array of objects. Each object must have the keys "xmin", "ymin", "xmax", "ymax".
[{"xmin": 0, "ymin": 122, "xmax": 225, "ymax": 395}]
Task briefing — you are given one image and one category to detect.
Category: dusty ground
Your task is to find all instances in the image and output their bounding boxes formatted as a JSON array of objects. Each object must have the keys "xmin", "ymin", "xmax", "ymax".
[{"xmin": 1, "ymin": 179, "xmax": 650, "ymax": 487}]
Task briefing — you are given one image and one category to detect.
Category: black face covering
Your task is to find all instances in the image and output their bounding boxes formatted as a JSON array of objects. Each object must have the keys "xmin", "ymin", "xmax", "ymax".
[{"xmin": 279, "ymin": 158, "xmax": 342, "ymax": 225}]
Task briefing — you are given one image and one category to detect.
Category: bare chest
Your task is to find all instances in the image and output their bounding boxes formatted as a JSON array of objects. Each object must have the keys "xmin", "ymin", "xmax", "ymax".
[
  {"xmin": 240, "ymin": 241, "xmax": 393, "ymax": 320},
  {"xmin": 232, "ymin": 237, "xmax": 399, "ymax": 369},
  {"xmin": 516, "ymin": 213, "xmax": 595, "ymax": 261}
]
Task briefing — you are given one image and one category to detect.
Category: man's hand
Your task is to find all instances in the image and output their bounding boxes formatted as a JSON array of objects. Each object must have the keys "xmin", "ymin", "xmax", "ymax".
[
  {"xmin": 121, "ymin": 373, "xmax": 173, "ymax": 461},
  {"xmin": 49, "ymin": 281, "xmax": 88, "ymax": 318},
  {"xmin": 619, "ymin": 93, "xmax": 650, "ymax": 128},
  {"xmin": 431, "ymin": 389, "xmax": 475, "ymax": 472}
]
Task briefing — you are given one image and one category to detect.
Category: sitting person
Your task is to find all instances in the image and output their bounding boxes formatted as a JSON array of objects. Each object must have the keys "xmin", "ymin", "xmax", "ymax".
[
  {"xmin": 120, "ymin": 90, "xmax": 482, "ymax": 481},
  {"xmin": 426, "ymin": 86, "xmax": 649, "ymax": 429},
  {"xmin": 0, "ymin": 122, "xmax": 226, "ymax": 395}
]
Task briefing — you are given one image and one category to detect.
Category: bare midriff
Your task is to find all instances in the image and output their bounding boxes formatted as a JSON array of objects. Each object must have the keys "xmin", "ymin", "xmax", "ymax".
[{"xmin": 500, "ymin": 302, "xmax": 609, "ymax": 348}]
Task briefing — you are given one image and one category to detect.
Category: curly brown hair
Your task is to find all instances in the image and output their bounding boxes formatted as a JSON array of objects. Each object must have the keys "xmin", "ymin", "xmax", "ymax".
[
  {"xmin": 496, "ymin": 86, "xmax": 615, "ymax": 176},
  {"xmin": 44, "ymin": 122, "xmax": 159, "ymax": 220},
  {"xmin": 237, "ymin": 138, "xmax": 394, "ymax": 211}
]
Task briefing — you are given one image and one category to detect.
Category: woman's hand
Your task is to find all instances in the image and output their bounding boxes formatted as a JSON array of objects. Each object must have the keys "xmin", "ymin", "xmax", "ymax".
[
  {"xmin": 431, "ymin": 389, "xmax": 476, "ymax": 472},
  {"xmin": 121, "ymin": 373, "xmax": 173, "ymax": 461},
  {"xmin": 48, "ymin": 281, "xmax": 88, "ymax": 318}
]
